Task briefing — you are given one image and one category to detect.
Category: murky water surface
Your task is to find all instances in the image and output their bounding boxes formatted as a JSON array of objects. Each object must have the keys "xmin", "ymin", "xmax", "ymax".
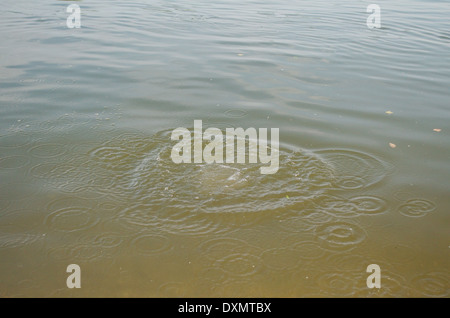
[{"xmin": 0, "ymin": 0, "xmax": 449, "ymax": 297}]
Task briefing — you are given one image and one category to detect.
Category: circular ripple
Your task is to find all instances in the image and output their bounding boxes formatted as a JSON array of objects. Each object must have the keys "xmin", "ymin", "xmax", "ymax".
[
  {"xmin": 73, "ymin": 244, "xmax": 111, "ymax": 262},
  {"xmin": 89, "ymin": 145, "xmax": 138, "ymax": 171},
  {"xmin": 354, "ymin": 271, "xmax": 406, "ymax": 297},
  {"xmin": 29, "ymin": 143, "xmax": 68, "ymax": 159},
  {"xmin": 45, "ymin": 207, "xmax": 99, "ymax": 232},
  {"xmin": 316, "ymin": 149, "xmax": 393, "ymax": 189},
  {"xmin": 316, "ymin": 195, "xmax": 360, "ymax": 218},
  {"xmin": 46, "ymin": 196, "xmax": 94, "ymax": 212},
  {"xmin": 131, "ymin": 234, "xmax": 171, "ymax": 256},
  {"xmin": 412, "ymin": 272, "xmax": 449, "ymax": 297},
  {"xmin": 316, "ymin": 272, "xmax": 358, "ymax": 297},
  {"xmin": 398, "ymin": 199, "xmax": 436, "ymax": 217},
  {"xmin": 224, "ymin": 109, "xmax": 248, "ymax": 118},
  {"xmin": 138, "ymin": 130, "xmax": 333, "ymax": 211},
  {"xmin": 117, "ymin": 204, "xmax": 160, "ymax": 229},
  {"xmin": 97, "ymin": 202, "xmax": 120, "ymax": 212},
  {"xmin": 153, "ymin": 208, "xmax": 229, "ymax": 236},
  {"xmin": 333, "ymin": 176, "xmax": 366, "ymax": 190},
  {"xmin": 82, "ymin": 232, "xmax": 124, "ymax": 249},
  {"xmin": 0, "ymin": 155, "xmax": 30, "ymax": 170},
  {"xmin": 112, "ymin": 128, "xmax": 335, "ymax": 235},
  {"xmin": 316, "ymin": 222, "xmax": 366, "ymax": 251},
  {"xmin": 301, "ymin": 208, "xmax": 337, "ymax": 224},
  {"xmin": 17, "ymin": 126, "xmax": 390, "ymax": 239},
  {"xmin": 215, "ymin": 253, "xmax": 262, "ymax": 277},
  {"xmin": 350, "ymin": 196, "xmax": 387, "ymax": 215},
  {"xmin": 198, "ymin": 267, "xmax": 228, "ymax": 285}
]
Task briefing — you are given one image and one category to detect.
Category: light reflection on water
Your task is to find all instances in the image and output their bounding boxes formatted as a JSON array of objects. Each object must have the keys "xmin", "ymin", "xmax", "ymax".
[{"xmin": 0, "ymin": 0, "xmax": 449, "ymax": 297}]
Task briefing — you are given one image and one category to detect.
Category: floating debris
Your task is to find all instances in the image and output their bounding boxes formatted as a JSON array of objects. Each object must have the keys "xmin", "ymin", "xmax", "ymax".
[
  {"xmin": 385, "ymin": 111, "xmax": 393, "ymax": 114},
  {"xmin": 389, "ymin": 143, "xmax": 397, "ymax": 148},
  {"xmin": 433, "ymin": 128, "xmax": 442, "ymax": 132}
]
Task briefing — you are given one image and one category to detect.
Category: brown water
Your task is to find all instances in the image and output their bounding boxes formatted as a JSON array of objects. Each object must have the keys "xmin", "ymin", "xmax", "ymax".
[{"xmin": 0, "ymin": 0, "xmax": 449, "ymax": 297}]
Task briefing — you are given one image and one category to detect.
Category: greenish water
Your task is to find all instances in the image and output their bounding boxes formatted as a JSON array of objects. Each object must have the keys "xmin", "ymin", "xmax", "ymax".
[{"xmin": 0, "ymin": 0, "xmax": 449, "ymax": 297}]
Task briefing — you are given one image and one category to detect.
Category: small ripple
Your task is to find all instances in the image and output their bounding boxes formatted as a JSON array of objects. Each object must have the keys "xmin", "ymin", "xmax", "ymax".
[
  {"xmin": 97, "ymin": 202, "xmax": 120, "ymax": 212},
  {"xmin": 74, "ymin": 244, "xmax": 111, "ymax": 262},
  {"xmin": 28, "ymin": 143, "xmax": 68, "ymax": 159},
  {"xmin": 316, "ymin": 149, "xmax": 394, "ymax": 190},
  {"xmin": 224, "ymin": 109, "xmax": 248, "ymax": 118},
  {"xmin": 82, "ymin": 232, "xmax": 124, "ymax": 249},
  {"xmin": 398, "ymin": 199, "xmax": 436, "ymax": 217},
  {"xmin": 89, "ymin": 146, "xmax": 138, "ymax": 170},
  {"xmin": 333, "ymin": 176, "xmax": 366, "ymax": 190},
  {"xmin": 315, "ymin": 195, "xmax": 388, "ymax": 218},
  {"xmin": 412, "ymin": 272, "xmax": 449, "ymax": 297},
  {"xmin": 316, "ymin": 272, "xmax": 359, "ymax": 297},
  {"xmin": 214, "ymin": 253, "xmax": 262, "ymax": 277},
  {"xmin": 315, "ymin": 222, "xmax": 366, "ymax": 251},
  {"xmin": 45, "ymin": 207, "xmax": 99, "ymax": 233},
  {"xmin": 46, "ymin": 196, "xmax": 93, "ymax": 212},
  {"xmin": 301, "ymin": 207, "xmax": 337, "ymax": 224},
  {"xmin": 131, "ymin": 234, "xmax": 172, "ymax": 256},
  {"xmin": 155, "ymin": 209, "xmax": 230, "ymax": 236},
  {"xmin": 350, "ymin": 196, "xmax": 388, "ymax": 215},
  {"xmin": 126, "ymin": 129, "xmax": 334, "ymax": 218},
  {"xmin": 317, "ymin": 195, "xmax": 360, "ymax": 218},
  {"xmin": 117, "ymin": 204, "xmax": 162, "ymax": 229},
  {"xmin": 197, "ymin": 267, "xmax": 228, "ymax": 286},
  {"xmin": 354, "ymin": 271, "xmax": 406, "ymax": 297}
]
